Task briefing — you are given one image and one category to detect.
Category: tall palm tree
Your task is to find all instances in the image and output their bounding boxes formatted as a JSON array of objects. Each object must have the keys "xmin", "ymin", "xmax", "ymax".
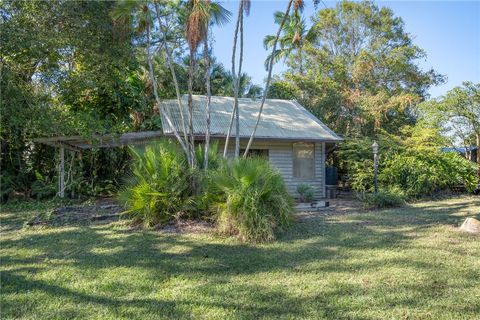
[
  {"xmin": 186, "ymin": 0, "xmax": 230, "ymax": 168},
  {"xmin": 243, "ymin": 0, "xmax": 299, "ymax": 157},
  {"xmin": 113, "ymin": 1, "xmax": 191, "ymax": 160},
  {"xmin": 263, "ymin": 10, "xmax": 314, "ymax": 75},
  {"xmin": 223, "ymin": 0, "xmax": 250, "ymax": 158}
]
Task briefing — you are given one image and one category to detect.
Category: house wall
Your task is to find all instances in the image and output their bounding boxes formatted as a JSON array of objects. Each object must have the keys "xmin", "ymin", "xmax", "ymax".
[{"xmin": 215, "ymin": 139, "xmax": 326, "ymax": 199}]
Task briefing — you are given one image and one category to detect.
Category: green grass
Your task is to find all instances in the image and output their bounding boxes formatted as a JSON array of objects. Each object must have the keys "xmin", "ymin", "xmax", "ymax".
[{"xmin": 1, "ymin": 196, "xmax": 479, "ymax": 319}]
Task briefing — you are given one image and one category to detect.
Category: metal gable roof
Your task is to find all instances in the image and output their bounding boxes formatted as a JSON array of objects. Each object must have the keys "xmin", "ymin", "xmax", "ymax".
[{"xmin": 160, "ymin": 95, "xmax": 342, "ymax": 141}]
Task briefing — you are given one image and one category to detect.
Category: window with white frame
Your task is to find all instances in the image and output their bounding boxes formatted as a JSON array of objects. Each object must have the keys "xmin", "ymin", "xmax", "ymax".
[{"xmin": 293, "ymin": 142, "xmax": 315, "ymax": 179}]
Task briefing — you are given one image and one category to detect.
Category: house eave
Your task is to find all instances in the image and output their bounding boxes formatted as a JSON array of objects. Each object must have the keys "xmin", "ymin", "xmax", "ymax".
[{"xmin": 162, "ymin": 132, "xmax": 343, "ymax": 143}]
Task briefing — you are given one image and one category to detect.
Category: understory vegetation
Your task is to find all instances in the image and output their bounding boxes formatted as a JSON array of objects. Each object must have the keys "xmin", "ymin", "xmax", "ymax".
[
  {"xmin": 118, "ymin": 140, "xmax": 195, "ymax": 227},
  {"xmin": 213, "ymin": 158, "xmax": 293, "ymax": 242},
  {"xmin": 118, "ymin": 140, "xmax": 294, "ymax": 242},
  {"xmin": 356, "ymin": 187, "xmax": 407, "ymax": 209},
  {"xmin": 338, "ymin": 130, "xmax": 478, "ymax": 208}
]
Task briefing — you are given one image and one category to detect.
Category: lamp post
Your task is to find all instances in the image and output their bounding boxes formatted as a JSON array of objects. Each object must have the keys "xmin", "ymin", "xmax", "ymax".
[{"xmin": 372, "ymin": 141, "xmax": 379, "ymax": 193}]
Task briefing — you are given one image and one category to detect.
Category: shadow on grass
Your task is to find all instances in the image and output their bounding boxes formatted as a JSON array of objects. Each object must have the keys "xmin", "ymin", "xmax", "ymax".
[
  {"xmin": 1, "ymin": 266, "xmax": 336, "ymax": 319},
  {"xmin": 1, "ymin": 196, "xmax": 479, "ymax": 318}
]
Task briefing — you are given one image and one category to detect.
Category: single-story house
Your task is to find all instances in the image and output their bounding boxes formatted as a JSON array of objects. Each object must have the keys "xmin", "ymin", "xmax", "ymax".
[{"xmin": 161, "ymin": 95, "xmax": 343, "ymax": 199}]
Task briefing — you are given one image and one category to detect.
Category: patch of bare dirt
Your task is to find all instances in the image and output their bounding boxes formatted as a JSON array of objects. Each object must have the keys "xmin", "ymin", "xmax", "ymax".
[
  {"xmin": 156, "ymin": 218, "xmax": 214, "ymax": 234},
  {"xmin": 28, "ymin": 198, "xmax": 123, "ymax": 227},
  {"xmin": 28, "ymin": 198, "xmax": 214, "ymax": 234}
]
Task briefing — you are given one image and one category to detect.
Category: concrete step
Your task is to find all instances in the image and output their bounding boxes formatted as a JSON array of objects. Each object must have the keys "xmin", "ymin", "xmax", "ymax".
[{"xmin": 295, "ymin": 200, "xmax": 329, "ymax": 212}]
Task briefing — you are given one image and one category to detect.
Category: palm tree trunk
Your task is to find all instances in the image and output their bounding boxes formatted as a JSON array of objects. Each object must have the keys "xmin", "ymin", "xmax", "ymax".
[
  {"xmin": 154, "ymin": 4, "xmax": 189, "ymax": 150},
  {"xmin": 204, "ymin": 33, "xmax": 211, "ymax": 171},
  {"xmin": 188, "ymin": 49, "xmax": 196, "ymax": 167},
  {"xmin": 299, "ymin": 46, "xmax": 304, "ymax": 76},
  {"xmin": 146, "ymin": 24, "xmax": 190, "ymax": 160},
  {"xmin": 234, "ymin": 6, "xmax": 244, "ymax": 158},
  {"xmin": 243, "ymin": 0, "xmax": 292, "ymax": 157},
  {"xmin": 223, "ymin": 0, "xmax": 243, "ymax": 158}
]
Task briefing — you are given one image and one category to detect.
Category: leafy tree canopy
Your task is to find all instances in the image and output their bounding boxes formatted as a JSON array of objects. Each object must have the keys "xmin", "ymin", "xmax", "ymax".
[{"xmin": 269, "ymin": 0, "xmax": 444, "ymax": 137}]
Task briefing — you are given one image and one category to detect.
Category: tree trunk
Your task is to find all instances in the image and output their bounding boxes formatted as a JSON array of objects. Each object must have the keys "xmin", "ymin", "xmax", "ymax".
[
  {"xmin": 243, "ymin": 0, "xmax": 293, "ymax": 157},
  {"xmin": 235, "ymin": 4, "xmax": 244, "ymax": 158},
  {"xmin": 223, "ymin": 0, "xmax": 243, "ymax": 158},
  {"xmin": 154, "ymin": 4, "xmax": 189, "ymax": 150},
  {"xmin": 146, "ymin": 25, "xmax": 190, "ymax": 160},
  {"xmin": 299, "ymin": 46, "xmax": 304, "ymax": 76},
  {"xmin": 188, "ymin": 49, "xmax": 196, "ymax": 167},
  {"xmin": 204, "ymin": 33, "xmax": 211, "ymax": 171}
]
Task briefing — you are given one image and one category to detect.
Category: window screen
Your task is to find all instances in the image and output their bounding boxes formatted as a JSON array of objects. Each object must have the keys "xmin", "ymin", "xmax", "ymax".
[{"xmin": 293, "ymin": 143, "xmax": 315, "ymax": 179}]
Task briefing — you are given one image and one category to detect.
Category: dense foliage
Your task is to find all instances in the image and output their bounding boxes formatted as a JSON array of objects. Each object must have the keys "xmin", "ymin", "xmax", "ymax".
[
  {"xmin": 418, "ymin": 82, "xmax": 480, "ymax": 178},
  {"xmin": 1, "ymin": 0, "xmax": 143, "ymax": 200},
  {"xmin": 118, "ymin": 140, "xmax": 195, "ymax": 226},
  {"xmin": 267, "ymin": 0, "xmax": 443, "ymax": 137},
  {"xmin": 213, "ymin": 157, "xmax": 294, "ymax": 242},
  {"xmin": 0, "ymin": 0, "xmax": 259, "ymax": 201},
  {"xmin": 381, "ymin": 151, "xmax": 477, "ymax": 196},
  {"xmin": 339, "ymin": 132, "xmax": 478, "ymax": 198},
  {"xmin": 118, "ymin": 140, "xmax": 293, "ymax": 241}
]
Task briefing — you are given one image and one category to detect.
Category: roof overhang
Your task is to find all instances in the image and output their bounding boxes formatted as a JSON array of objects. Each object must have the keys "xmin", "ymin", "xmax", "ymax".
[
  {"xmin": 34, "ymin": 131, "xmax": 164, "ymax": 150},
  {"xmin": 163, "ymin": 133, "xmax": 343, "ymax": 143}
]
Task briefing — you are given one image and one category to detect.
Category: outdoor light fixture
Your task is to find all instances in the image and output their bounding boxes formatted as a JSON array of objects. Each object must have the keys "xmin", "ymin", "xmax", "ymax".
[{"xmin": 372, "ymin": 141, "xmax": 379, "ymax": 193}]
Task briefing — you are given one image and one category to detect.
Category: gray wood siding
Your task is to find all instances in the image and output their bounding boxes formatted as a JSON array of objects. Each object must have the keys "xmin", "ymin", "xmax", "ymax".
[{"xmin": 214, "ymin": 139, "xmax": 325, "ymax": 199}]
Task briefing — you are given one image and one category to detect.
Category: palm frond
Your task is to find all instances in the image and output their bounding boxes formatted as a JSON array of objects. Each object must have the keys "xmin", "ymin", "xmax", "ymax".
[{"xmin": 209, "ymin": 2, "xmax": 232, "ymax": 26}]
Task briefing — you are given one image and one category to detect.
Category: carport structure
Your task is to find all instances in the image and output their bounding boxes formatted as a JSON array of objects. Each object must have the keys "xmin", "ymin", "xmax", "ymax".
[{"xmin": 34, "ymin": 131, "xmax": 164, "ymax": 197}]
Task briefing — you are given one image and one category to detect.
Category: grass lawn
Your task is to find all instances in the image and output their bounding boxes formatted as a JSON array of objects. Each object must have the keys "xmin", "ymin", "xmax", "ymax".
[{"xmin": 1, "ymin": 197, "xmax": 479, "ymax": 319}]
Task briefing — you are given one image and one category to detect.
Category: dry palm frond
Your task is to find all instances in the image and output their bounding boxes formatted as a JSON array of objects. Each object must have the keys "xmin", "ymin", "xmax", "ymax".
[
  {"xmin": 186, "ymin": 5, "xmax": 207, "ymax": 51},
  {"xmin": 292, "ymin": 31, "xmax": 301, "ymax": 45},
  {"xmin": 293, "ymin": 0, "xmax": 304, "ymax": 14}
]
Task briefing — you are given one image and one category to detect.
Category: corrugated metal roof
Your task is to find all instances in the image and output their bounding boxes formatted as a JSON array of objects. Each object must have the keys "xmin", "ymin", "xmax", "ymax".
[{"xmin": 160, "ymin": 95, "xmax": 342, "ymax": 141}]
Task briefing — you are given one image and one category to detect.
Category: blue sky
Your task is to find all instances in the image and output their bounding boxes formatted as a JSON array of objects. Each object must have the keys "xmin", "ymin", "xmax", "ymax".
[{"xmin": 211, "ymin": 0, "xmax": 480, "ymax": 99}]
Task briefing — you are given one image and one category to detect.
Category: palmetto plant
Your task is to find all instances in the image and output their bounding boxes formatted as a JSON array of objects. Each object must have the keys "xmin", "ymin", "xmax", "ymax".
[
  {"xmin": 213, "ymin": 157, "xmax": 294, "ymax": 242},
  {"xmin": 118, "ymin": 140, "xmax": 194, "ymax": 227}
]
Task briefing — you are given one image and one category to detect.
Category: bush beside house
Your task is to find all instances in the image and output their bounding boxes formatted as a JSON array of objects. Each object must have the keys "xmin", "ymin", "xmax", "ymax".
[
  {"xmin": 339, "ymin": 133, "xmax": 478, "ymax": 208},
  {"xmin": 118, "ymin": 140, "xmax": 294, "ymax": 242}
]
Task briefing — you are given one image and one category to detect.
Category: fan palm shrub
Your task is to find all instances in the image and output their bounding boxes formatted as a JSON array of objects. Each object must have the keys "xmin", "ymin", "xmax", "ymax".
[
  {"xmin": 193, "ymin": 142, "xmax": 224, "ymax": 213},
  {"xmin": 195, "ymin": 142, "xmax": 222, "ymax": 171},
  {"xmin": 118, "ymin": 140, "xmax": 193, "ymax": 227},
  {"xmin": 212, "ymin": 157, "xmax": 294, "ymax": 242}
]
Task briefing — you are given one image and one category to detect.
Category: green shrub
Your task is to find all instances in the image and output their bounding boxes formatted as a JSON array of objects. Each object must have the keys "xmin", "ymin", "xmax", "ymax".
[
  {"xmin": 380, "ymin": 151, "xmax": 477, "ymax": 196},
  {"xmin": 297, "ymin": 183, "xmax": 315, "ymax": 202},
  {"xmin": 356, "ymin": 187, "xmax": 406, "ymax": 209},
  {"xmin": 195, "ymin": 142, "xmax": 223, "ymax": 171},
  {"xmin": 349, "ymin": 159, "xmax": 375, "ymax": 192},
  {"xmin": 341, "ymin": 135, "xmax": 478, "ymax": 197},
  {"xmin": 118, "ymin": 140, "xmax": 193, "ymax": 227},
  {"xmin": 212, "ymin": 157, "xmax": 294, "ymax": 242}
]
